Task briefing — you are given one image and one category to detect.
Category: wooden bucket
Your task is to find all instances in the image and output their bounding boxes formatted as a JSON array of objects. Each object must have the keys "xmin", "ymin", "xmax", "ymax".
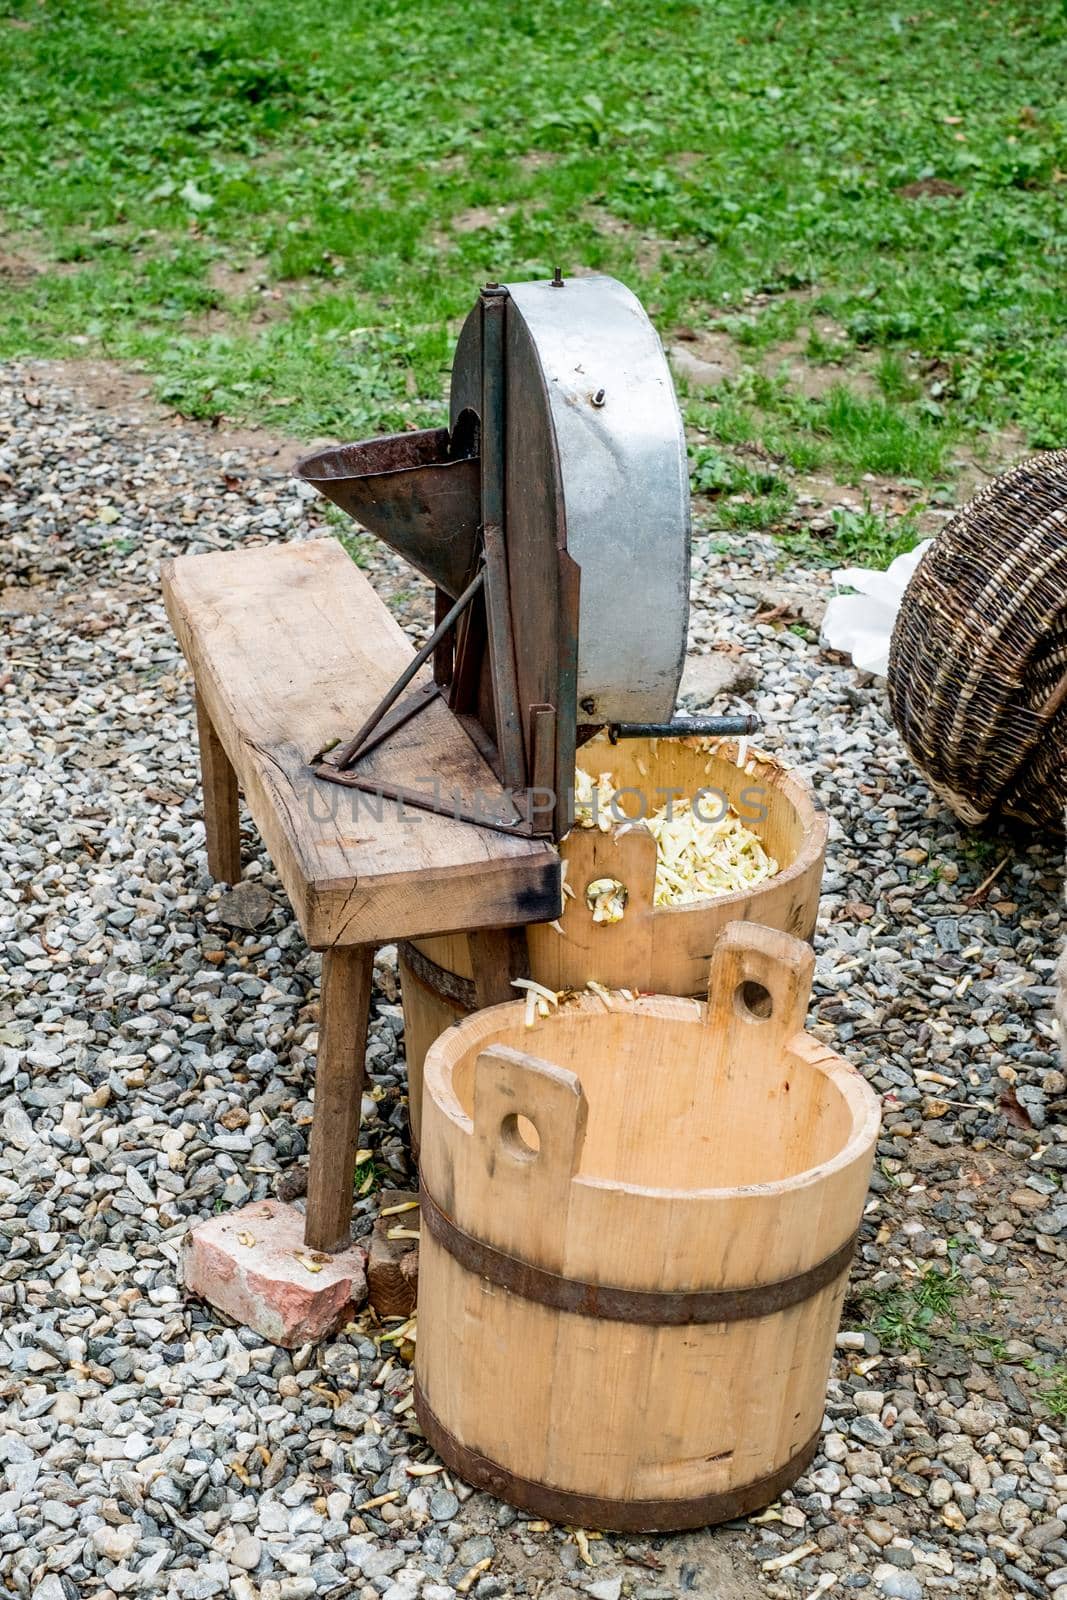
[
  {"xmin": 400, "ymin": 737, "xmax": 828, "ymax": 1146},
  {"xmin": 415, "ymin": 923, "xmax": 879, "ymax": 1532}
]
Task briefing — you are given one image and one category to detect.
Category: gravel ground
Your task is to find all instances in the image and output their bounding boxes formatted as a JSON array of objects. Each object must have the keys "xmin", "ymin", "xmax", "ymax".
[{"xmin": 1, "ymin": 359, "xmax": 1065, "ymax": 1600}]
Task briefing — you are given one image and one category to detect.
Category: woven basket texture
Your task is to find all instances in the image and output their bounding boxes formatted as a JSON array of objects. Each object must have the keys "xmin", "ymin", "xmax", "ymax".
[{"xmin": 888, "ymin": 450, "xmax": 1067, "ymax": 830}]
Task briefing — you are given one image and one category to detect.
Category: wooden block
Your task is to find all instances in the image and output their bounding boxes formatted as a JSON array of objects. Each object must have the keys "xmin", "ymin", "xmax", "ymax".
[
  {"xmin": 162, "ymin": 540, "xmax": 561, "ymax": 948},
  {"xmin": 367, "ymin": 1189, "xmax": 421, "ymax": 1319}
]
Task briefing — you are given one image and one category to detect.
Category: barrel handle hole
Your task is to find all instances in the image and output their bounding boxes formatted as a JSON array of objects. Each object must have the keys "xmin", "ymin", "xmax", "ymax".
[
  {"xmin": 736, "ymin": 980, "xmax": 773, "ymax": 1021},
  {"xmin": 500, "ymin": 1113, "xmax": 540, "ymax": 1162}
]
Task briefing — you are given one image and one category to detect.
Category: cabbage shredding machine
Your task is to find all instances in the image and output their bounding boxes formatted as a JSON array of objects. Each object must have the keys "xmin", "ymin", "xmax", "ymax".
[{"xmin": 296, "ymin": 272, "xmax": 757, "ymax": 840}]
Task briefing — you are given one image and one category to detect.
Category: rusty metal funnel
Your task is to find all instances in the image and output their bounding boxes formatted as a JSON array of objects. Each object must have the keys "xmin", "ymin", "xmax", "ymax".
[{"xmin": 295, "ymin": 419, "xmax": 480, "ymax": 599}]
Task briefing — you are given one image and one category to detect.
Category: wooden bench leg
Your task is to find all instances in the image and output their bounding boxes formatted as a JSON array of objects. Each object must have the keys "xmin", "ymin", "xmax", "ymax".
[
  {"xmin": 305, "ymin": 945, "xmax": 374, "ymax": 1253},
  {"xmin": 468, "ymin": 928, "xmax": 529, "ymax": 1008},
  {"xmin": 195, "ymin": 692, "xmax": 241, "ymax": 883}
]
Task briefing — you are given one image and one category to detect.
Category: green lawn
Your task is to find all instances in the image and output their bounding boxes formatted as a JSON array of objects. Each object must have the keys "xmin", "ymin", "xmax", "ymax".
[{"xmin": 1, "ymin": 0, "xmax": 1064, "ymax": 527}]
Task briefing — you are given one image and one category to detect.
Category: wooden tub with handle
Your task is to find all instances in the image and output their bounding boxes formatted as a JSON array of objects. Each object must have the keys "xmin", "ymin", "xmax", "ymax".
[
  {"xmin": 401, "ymin": 737, "xmax": 828, "ymax": 1147},
  {"xmin": 414, "ymin": 922, "xmax": 879, "ymax": 1532}
]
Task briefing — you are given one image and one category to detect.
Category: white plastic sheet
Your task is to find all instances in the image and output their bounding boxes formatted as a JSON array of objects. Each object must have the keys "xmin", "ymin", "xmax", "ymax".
[{"xmin": 821, "ymin": 540, "xmax": 934, "ymax": 677}]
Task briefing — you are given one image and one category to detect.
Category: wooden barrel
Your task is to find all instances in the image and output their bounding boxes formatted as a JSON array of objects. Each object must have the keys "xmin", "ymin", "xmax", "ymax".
[
  {"xmin": 400, "ymin": 736, "xmax": 828, "ymax": 1146},
  {"xmin": 415, "ymin": 923, "xmax": 879, "ymax": 1532}
]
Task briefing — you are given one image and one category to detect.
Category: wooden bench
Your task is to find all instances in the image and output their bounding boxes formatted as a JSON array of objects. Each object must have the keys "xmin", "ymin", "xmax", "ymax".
[{"xmin": 162, "ymin": 538, "xmax": 561, "ymax": 1253}]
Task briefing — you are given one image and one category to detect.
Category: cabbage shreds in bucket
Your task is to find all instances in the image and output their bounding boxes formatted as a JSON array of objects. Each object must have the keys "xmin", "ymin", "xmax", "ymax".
[
  {"xmin": 573, "ymin": 767, "xmax": 618, "ymax": 831},
  {"xmin": 572, "ymin": 767, "xmax": 778, "ymax": 909},
  {"xmin": 645, "ymin": 796, "xmax": 777, "ymax": 906}
]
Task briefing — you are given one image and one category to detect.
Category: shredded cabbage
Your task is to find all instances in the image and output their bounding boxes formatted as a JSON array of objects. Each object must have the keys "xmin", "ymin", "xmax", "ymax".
[
  {"xmin": 573, "ymin": 766, "xmax": 619, "ymax": 832},
  {"xmin": 645, "ymin": 796, "xmax": 778, "ymax": 906},
  {"xmin": 573, "ymin": 767, "xmax": 778, "ymax": 909},
  {"xmin": 585, "ymin": 877, "xmax": 628, "ymax": 924}
]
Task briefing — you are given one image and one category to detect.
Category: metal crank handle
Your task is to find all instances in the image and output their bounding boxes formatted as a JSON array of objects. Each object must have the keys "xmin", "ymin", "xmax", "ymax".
[{"xmin": 600, "ymin": 714, "xmax": 762, "ymax": 742}]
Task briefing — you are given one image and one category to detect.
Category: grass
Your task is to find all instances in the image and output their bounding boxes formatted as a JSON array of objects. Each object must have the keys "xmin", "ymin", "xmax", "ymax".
[
  {"xmin": 0, "ymin": 0, "xmax": 1065, "ymax": 548},
  {"xmin": 1036, "ymin": 1365, "xmax": 1067, "ymax": 1419},
  {"xmin": 354, "ymin": 1149, "xmax": 387, "ymax": 1198},
  {"xmin": 859, "ymin": 1264, "xmax": 1067, "ymax": 1423},
  {"xmin": 690, "ymin": 443, "xmax": 795, "ymax": 530},
  {"xmin": 779, "ymin": 497, "xmax": 927, "ymax": 568},
  {"xmin": 864, "ymin": 1263, "xmax": 967, "ymax": 1353}
]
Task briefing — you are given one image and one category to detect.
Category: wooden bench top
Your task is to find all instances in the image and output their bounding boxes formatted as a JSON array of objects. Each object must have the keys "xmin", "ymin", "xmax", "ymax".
[{"xmin": 162, "ymin": 539, "xmax": 561, "ymax": 949}]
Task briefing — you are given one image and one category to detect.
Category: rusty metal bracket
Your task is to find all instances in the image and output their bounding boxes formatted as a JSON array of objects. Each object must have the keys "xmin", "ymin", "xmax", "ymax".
[
  {"xmin": 419, "ymin": 1183, "xmax": 858, "ymax": 1325},
  {"xmin": 315, "ymin": 568, "xmax": 486, "ymax": 770},
  {"xmin": 309, "ymin": 769, "xmax": 527, "ymax": 834},
  {"xmin": 397, "ymin": 941, "xmax": 477, "ymax": 1010}
]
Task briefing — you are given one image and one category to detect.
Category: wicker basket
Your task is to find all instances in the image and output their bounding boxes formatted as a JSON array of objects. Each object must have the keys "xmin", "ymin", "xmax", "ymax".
[{"xmin": 887, "ymin": 450, "xmax": 1067, "ymax": 829}]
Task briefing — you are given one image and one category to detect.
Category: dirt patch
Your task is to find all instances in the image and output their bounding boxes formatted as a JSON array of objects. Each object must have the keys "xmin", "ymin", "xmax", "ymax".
[
  {"xmin": 517, "ymin": 150, "xmax": 559, "ymax": 173},
  {"xmin": 0, "ymin": 249, "xmax": 42, "ymax": 284},
  {"xmin": 185, "ymin": 260, "xmax": 301, "ymax": 335},
  {"xmin": 733, "ymin": 573, "xmax": 829, "ymax": 629},
  {"xmin": 0, "ymin": 586, "xmax": 45, "ymax": 615},
  {"xmin": 950, "ymin": 427, "xmax": 1029, "ymax": 503},
  {"xmin": 34, "ymin": 359, "xmax": 158, "ymax": 416},
  {"xmin": 490, "ymin": 1523, "xmax": 769, "ymax": 1599},
  {"xmin": 668, "ymin": 330, "xmax": 741, "ymax": 389},
  {"xmin": 765, "ymin": 354, "xmax": 877, "ymax": 402},
  {"xmin": 450, "ymin": 205, "xmax": 516, "ymax": 233},
  {"xmin": 181, "ymin": 289, "xmax": 293, "ymax": 336},
  {"xmin": 208, "ymin": 256, "xmax": 270, "ymax": 297},
  {"xmin": 429, "ymin": 204, "xmax": 519, "ymax": 253},
  {"xmin": 179, "ymin": 309, "xmax": 236, "ymax": 336},
  {"xmin": 583, "ymin": 205, "xmax": 674, "ymax": 272},
  {"xmin": 248, "ymin": 145, "xmax": 294, "ymax": 173},
  {"xmin": 178, "ymin": 416, "xmax": 332, "ymax": 475},
  {"xmin": 791, "ymin": 470, "xmax": 933, "ymax": 513},
  {"xmin": 788, "ymin": 314, "xmax": 850, "ymax": 351},
  {"xmin": 761, "ymin": 319, "xmax": 877, "ymax": 400},
  {"xmin": 898, "ymin": 177, "xmax": 966, "ymax": 200},
  {"xmin": 431, "ymin": 154, "xmax": 468, "ymax": 176},
  {"xmin": 791, "ymin": 474, "xmax": 888, "ymax": 511},
  {"xmin": 0, "ymin": 216, "xmax": 87, "ymax": 281},
  {"xmin": 0, "ymin": 234, "xmax": 79, "ymax": 283},
  {"xmin": 1, "ymin": 576, "xmax": 150, "ymax": 639}
]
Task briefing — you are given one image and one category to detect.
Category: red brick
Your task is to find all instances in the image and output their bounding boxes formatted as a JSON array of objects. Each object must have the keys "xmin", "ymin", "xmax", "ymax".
[{"xmin": 181, "ymin": 1200, "xmax": 366, "ymax": 1347}]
